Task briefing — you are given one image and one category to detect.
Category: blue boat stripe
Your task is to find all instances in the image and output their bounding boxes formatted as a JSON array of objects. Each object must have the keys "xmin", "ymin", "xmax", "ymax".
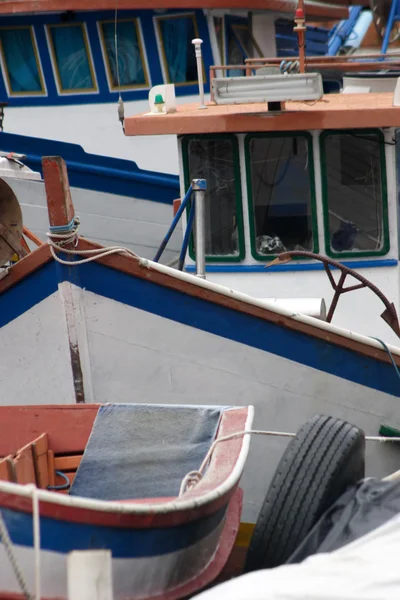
[
  {"xmin": 185, "ymin": 259, "xmax": 398, "ymax": 273},
  {"xmin": 1, "ymin": 504, "xmax": 226, "ymax": 558}
]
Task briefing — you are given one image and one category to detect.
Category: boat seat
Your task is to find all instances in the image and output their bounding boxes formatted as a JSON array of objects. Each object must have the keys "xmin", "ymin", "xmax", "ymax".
[{"xmin": 70, "ymin": 404, "xmax": 226, "ymax": 501}]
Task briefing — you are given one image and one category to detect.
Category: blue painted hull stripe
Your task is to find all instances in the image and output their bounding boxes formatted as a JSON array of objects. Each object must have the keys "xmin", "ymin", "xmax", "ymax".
[
  {"xmin": 71, "ymin": 261, "xmax": 400, "ymax": 398},
  {"xmin": 2, "ymin": 259, "xmax": 399, "ymax": 398},
  {"xmin": 0, "ymin": 132, "xmax": 179, "ymax": 204},
  {"xmin": 0, "ymin": 261, "xmax": 58, "ymax": 329},
  {"xmin": 185, "ymin": 258, "xmax": 398, "ymax": 273},
  {"xmin": 1, "ymin": 504, "xmax": 226, "ymax": 558}
]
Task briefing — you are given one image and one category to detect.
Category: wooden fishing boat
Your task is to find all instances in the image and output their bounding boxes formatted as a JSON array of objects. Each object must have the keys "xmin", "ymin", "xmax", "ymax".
[
  {"xmin": 1, "ymin": 155, "xmax": 400, "ymax": 527},
  {"xmin": 0, "ymin": 402, "xmax": 253, "ymax": 599}
]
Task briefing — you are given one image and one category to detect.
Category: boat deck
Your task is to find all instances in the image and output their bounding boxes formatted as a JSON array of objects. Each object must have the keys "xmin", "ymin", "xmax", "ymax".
[{"xmin": 124, "ymin": 92, "xmax": 400, "ymax": 136}]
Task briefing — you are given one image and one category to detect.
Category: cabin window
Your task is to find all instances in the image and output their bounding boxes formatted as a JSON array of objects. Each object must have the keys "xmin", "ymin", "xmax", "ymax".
[
  {"xmin": 0, "ymin": 26, "xmax": 45, "ymax": 95},
  {"xmin": 47, "ymin": 23, "xmax": 97, "ymax": 93},
  {"xmin": 224, "ymin": 17, "xmax": 263, "ymax": 77},
  {"xmin": 321, "ymin": 130, "xmax": 389, "ymax": 257},
  {"xmin": 155, "ymin": 14, "xmax": 200, "ymax": 85},
  {"xmin": 99, "ymin": 19, "xmax": 149, "ymax": 90},
  {"xmin": 245, "ymin": 133, "xmax": 318, "ymax": 259},
  {"xmin": 183, "ymin": 135, "xmax": 244, "ymax": 261}
]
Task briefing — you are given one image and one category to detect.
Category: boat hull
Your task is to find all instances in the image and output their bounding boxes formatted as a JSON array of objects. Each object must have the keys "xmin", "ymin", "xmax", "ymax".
[{"xmin": 0, "ymin": 489, "xmax": 241, "ymax": 600}]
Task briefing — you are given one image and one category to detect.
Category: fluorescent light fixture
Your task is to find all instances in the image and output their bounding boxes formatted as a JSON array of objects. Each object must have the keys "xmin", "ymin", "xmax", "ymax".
[{"xmin": 212, "ymin": 73, "xmax": 323, "ymax": 105}]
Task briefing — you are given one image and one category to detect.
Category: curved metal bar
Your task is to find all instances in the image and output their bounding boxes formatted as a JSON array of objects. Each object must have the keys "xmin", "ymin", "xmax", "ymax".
[{"xmin": 272, "ymin": 250, "xmax": 400, "ymax": 337}]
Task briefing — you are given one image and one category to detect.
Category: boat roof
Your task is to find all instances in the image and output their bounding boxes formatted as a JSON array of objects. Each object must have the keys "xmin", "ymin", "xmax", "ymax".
[
  {"xmin": 0, "ymin": 0, "xmax": 350, "ymax": 19},
  {"xmin": 124, "ymin": 92, "xmax": 400, "ymax": 136}
]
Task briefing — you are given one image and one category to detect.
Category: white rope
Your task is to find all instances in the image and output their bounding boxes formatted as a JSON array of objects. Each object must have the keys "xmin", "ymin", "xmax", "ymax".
[
  {"xmin": 31, "ymin": 485, "xmax": 41, "ymax": 600},
  {"xmin": 178, "ymin": 429, "xmax": 400, "ymax": 496},
  {"xmin": 46, "ymin": 219, "xmax": 139, "ymax": 266},
  {"xmin": 0, "ymin": 509, "xmax": 32, "ymax": 599}
]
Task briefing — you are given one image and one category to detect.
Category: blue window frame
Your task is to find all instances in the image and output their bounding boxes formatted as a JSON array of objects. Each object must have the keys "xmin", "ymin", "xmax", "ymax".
[
  {"xmin": 0, "ymin": 26, "xmax": 45, "ymax": 95},
  {"xmin": 99, "ymin": 19, "xmax": 149, "ymax": 90},
  {"xmin": 47, "ymin": 23, "xmax": 97, "ymax": 93}
]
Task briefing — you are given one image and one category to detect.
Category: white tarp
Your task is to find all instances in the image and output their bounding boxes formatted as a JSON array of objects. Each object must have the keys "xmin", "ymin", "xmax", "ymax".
[{"xmin": 194, "ymin": 513, "xmax": 400, "ymax": 599}]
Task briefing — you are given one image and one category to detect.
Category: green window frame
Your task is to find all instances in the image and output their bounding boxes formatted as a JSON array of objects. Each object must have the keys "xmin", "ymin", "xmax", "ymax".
[
  {"xmin": 182, "ymin": 134, "xmax": 245, "ymax": 263},
  {"xmin": 245, "ymin": 132, "xmax": 319, "ymax": 262},
  {"xmin": 320, "ymin": 129, "xmax": 389, "ymax": 259}
]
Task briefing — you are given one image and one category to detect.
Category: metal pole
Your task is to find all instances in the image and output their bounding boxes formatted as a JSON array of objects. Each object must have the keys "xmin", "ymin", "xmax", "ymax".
[
  {"xmin": 192, "ymin": 38, "xmax": 207, "ymax": 110},
  {"xmin": 192, "ymin": 179, "xmax": 207, "ymax": 279}
]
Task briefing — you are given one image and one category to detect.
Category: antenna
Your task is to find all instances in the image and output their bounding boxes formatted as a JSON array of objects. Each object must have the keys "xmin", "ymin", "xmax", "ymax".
[
  {"xmin": 294, "ymin": 0, "xmax": 306, "ymax": 73},
  {"xmin": 192, "ymin": 38, "xmax": 207, "ymax": 110}
]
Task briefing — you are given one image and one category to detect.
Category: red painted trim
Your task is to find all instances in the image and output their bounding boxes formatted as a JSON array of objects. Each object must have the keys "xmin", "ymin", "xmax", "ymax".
[
  {"xmin": 0, "ymin": 406, "xmax": 247, "ymax": 528},
  {"xmin": 75, "ymin": 238, "xmax": 400, "ymax": 368},
  {"xmin": 0, "ymin": 0, "xmax": 349, "ymax": 19},
  {"xmin": 42, "ymin": 157, "xmax": 75, "ymax": 229}
]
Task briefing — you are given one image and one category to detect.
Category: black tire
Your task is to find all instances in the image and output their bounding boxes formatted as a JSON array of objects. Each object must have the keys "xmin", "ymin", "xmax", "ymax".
[{"xmin": 245, "ymin": 414, "xmax": 365, "ymax": 572}]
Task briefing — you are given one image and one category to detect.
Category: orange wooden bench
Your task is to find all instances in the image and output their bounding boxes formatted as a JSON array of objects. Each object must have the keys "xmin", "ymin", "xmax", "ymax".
[{"xmin": 0, "ymin": 433, "xmax": 83, "ymax": 494}]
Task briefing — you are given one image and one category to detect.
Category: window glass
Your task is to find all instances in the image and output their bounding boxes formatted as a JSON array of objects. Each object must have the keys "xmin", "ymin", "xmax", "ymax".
[
  {"xmin": 225, "ymin": 18, "xmax": 262, "ymax": 77},
  {"xmin": 247, "ymin": 135, "xmax": 315, "ymax": 257},
  {"xmin": 157, "ymin": 15, "xmax": 198, "ymax": 84},
  {"xmin": 322, "ymin": 131, "xmax": 387, "ymax": 255},
  {"xmin": 48, "ymin": 24, "xmax": 96, "ymax": 92},
  {"xmin": 0, "ymin": 27, "xmax": 44, "ymax": 94},
  {"xmin": 186, "ymin": 137, "xmax": 242, "ymax": 257},
  {"xmin": 100, "ymin": 20, "xmax": 147, "ymax": 89}
]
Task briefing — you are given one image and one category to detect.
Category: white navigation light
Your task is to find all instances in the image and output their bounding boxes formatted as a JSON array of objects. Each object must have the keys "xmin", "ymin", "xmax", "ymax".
[{"xmin": 212, "ymin": 73, "xmax": 323, "ymax": 105}]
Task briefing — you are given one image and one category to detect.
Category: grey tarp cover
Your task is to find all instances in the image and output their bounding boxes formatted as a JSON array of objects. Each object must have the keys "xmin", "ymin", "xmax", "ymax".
[
  {"xmin": 194, "ymin": 480, "xmax": 400, "ymax": 600},
  {"xmin": 70, "ymin": 403, "xmax": 227, "ymax": 501}
]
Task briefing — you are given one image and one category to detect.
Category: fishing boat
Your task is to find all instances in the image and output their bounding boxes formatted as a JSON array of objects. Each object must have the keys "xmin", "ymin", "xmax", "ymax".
[
  {"xmin": 0, "ymin": 0, "xmax": 370, "ymax": 173},
  {"xmin": 0, "ymin": 402, "xmax": 252, "ymax": 599},
  {"xmin": 1, "ymin": 155, "xmax": 400, "ymax": 527}
]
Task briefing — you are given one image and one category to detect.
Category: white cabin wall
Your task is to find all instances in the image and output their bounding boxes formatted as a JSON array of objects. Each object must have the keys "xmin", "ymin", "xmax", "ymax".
[
  {"xmin": 251, "ymin": 13, "xmax": 277, "ymax": 57},
  {"xmin": 4, "ymin": 97, "xmax": 196, "ymax": 176}
]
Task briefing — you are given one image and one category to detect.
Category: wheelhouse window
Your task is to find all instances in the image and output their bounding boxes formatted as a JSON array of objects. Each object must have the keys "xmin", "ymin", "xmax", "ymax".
[
  {"xmin": 246, "ymin": 133, "xmax": 317, "ymax": 259},
  {"xmin": 223, "ymin": 17, "xmax": 263, "ymax": 77},
  {"xmin": 99, "ymin": 19, "xmax": 149, "ymax": 90},
  {"xmin": 156, "ymin": 14, "xmax": 200, "ymax": 85},
  {"xmin": 183, "ymin": 136, "xmax": 244, "ymax": 261},
  {"xmin": 47, "ymin": 23, "xmax": 97, "ymax": 93},
  {"xmin": 321, "ymin": 130, "xmax": 389, "ymax": 257},
  {"xmin": 0, "ymin": 26, "xmax": 45, "ymax": 95}
]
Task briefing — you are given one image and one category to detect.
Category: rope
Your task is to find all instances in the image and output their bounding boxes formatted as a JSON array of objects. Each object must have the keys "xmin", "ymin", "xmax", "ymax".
[
  {"xmin": 46, "ymin": 219, "xmax": 140, "ymax": 266},
  {"xmin": 178, "ymin": 428, "xmax": 400, "ymax": 495},
  {"xmin": 31, "ymin": 486, "xmax": 41, "ymax": 600},
  {"xmin": 370, "ymin": 337, "xmax": 400, "ymax": 383},
  {"xmin": 0, "ymin": 509, "xmax": 32, "ymax": 599}
]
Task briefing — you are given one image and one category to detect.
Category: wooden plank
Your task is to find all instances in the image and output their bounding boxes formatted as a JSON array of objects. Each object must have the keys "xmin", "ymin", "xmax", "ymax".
[
  {"xmin": 54, "ymin": 455, "xmax": 81, "ymax": 471},
  {"xmin": 0, "ymin": 0, "xmax": 349, "ymax": 20},
  {"xmin": 0, "ymin": 243, "xmax": 52, "ymax": 297},
  {"xmin": 42, "ymin": 156, "xmax": 75, "ymax": 229},
  {"xmin": 14, "ymin": 445, "xmax": 36, "ymax": 484},
  {"xmin": 0, "ymin": 405, "xmax": 98, "ymax": 457},
  {"xmin": 0, "ymin": 222, "xmax": 27, "ymax": 258},
  {"xmin": 32, "ymin": 434, "xmax": 49, "ymax": 489},
  {"xmin": 0, "ymin": 455, "xmax": 16, "ymax": 482},
  {"xmin": 48, "ymin": 449, "xmax": 55, "ymax": 487}
]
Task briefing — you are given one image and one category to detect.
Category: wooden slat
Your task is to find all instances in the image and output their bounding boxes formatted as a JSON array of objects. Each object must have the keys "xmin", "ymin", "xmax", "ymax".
[
  {"xmin": 32, "ymin": 434, "xmax": 49, "ymax": 489},
  {"xmin": 54, "ymin": 455, "xmax": 81, "ymax": 471},
  {"xmin": 48, "ymin": 450, "xmax": 55, "ymax": 487},
  {"xmin": 14, "ymin": 446, "xmax": 36, "ymax": 484},
  {"xmin": 0, "ymin": 405, "xmax": 98, "ymax": 456},
  {"xmin": 0, "ymin": 455, "xmax": 16, "ymax": 482}
]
